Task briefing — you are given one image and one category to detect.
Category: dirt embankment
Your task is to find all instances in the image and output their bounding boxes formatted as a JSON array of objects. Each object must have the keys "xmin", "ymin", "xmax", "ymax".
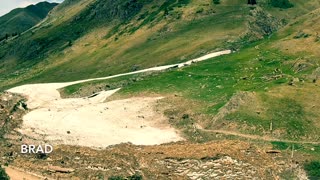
[
  {"xmin": 6, "ymin": 140, "xmax": 308, "ymax": 179},
  {"xmin": 0, "ymin": 85, "xmax": 310, "ymax": 179},
  {"xmin": 0, "ymin": 92, "xmax": 28, "ymax": 166}
]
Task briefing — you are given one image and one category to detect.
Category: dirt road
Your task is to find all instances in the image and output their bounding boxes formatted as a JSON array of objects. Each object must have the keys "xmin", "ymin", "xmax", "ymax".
[
  {"xmin": 5, "ymin": 166, "xmax": 45, "ymax": 180},
  {"xmin": 200, "ymin": 129, "xmax": 320, "ymax": 145}
]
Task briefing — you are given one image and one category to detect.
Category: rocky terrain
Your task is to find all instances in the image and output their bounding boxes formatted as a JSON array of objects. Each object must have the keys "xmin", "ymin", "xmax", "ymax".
[{"xmin": 0, "ymin": 92, "xmax": 312, "ymax": 179}]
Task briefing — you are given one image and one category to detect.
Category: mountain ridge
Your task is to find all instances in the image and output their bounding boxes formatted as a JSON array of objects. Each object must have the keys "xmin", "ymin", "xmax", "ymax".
[{"xmin": 0, "ymin": 1, "xmax": 58, "ymax": 40}]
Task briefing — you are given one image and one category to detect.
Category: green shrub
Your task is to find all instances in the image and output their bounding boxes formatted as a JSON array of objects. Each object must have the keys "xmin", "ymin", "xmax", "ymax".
[
  {"xmin": 108, "ymin": 174, "xmax": 142, "ymax": 180},
  {"xmin": 213, "ymin": 0, "xmax": 220, "ymax": 4},
  {"xmin": 294, "ymin": 31, "xmax": 310, "ymax": 39},
  {"xmin": 270, "ymin": 0, "xmax": 293, "ymax": 9},
  {"xmin": 271, "ymin": 141, "xmax": 289, "ymax": 150},
  {"xmin": 0, "ymin": 167, "xmax": 9, "ymax": 180},
  {"xmin": 304, "ymin": 161, "xmax": 320, "ymax": 179},
  {"xmin": 129, "ymin": 174, "xmax": 142, "ymax": 180},
  {"xmin": 108, "ymin": 176, "xmax": 123, "ymax": 180}
]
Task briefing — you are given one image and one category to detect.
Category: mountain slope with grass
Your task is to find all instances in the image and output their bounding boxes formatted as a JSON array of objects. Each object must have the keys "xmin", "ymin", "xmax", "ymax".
[
  {"xmin": 1, "ymin": 0, "xmax": 320, "ymax": 179},
  {"xmin": 0, "ymin": 2, "xmax": 58, "ymax": 40},
  {"xmin": 57, "ymin": 6, "xmax": 320, "ymax": 178},
  {"xmin": 54, "ymin": 0, "xmax": 320, "ymax": 142},
  {"xmin": 2, "ymin": 0, "xmax": 320, "ymax": 90}
]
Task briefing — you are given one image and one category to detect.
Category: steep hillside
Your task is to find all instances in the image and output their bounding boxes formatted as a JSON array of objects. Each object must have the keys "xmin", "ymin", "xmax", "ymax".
[
  {"xmin": 1, "ymin": 0, "xmax": 320, "ymax": 179},
  {"xmin": 2, "ymin": 0, "xmax": 320, "ymax": 90},
  {"xmin": 60, "ymin": 4, "xmax": 320, "ymax": 142},
  {"xmin": 0, "ymin": 2, "xmax": 58, "ymax": 40}
]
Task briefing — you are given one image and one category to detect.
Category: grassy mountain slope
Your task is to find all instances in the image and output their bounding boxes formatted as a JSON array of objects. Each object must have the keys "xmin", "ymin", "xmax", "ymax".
[
  {"xmin": 0, "ymin": 0, "xmax": 245, "ymax": 88},
  {"xmin": 2, "ymin": 0, "xmax": 319, "ymax": 89},
  {"xmin": 0, "ymin": 0, "xmax": 319, "ymax": 142},
  {"xmin": 0, "ymin": 2, "xmax": 58, "ymax": 39},
  {"xmin": 59, "ymin": 7, "xmax": 320, "ymax": 176},
  {"xmin": 1, "ymin": 0, "xmax": 320, "ymax": 179},
  {"xmin": 60, "ymin": 3, "xmax": 320, "ymax": 142}
]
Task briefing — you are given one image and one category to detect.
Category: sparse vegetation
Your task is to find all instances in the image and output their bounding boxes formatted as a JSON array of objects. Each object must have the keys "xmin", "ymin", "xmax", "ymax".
[
  {"xmin": 108, "ymin": 174, "xmax": 143, "ymax": 180},
  {"xmin": 294, "ymin": 31, "xmax": 310, "ymax": 39}
]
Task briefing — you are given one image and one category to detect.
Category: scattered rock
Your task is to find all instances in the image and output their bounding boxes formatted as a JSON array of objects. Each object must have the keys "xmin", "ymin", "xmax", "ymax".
[
  {"xmin": 266, "ymin": 150, "xmax": 281, "ymax": 154},
  {"xmin": 47, "ymin": 165, "xmax": 75, "ymax": 173},
  {"xmin": 182, "ymin": 114, "xmax": 189, "ymax": 119},
  {"xmin": 293, "ymin": 78, "xmax": 300, "ymax": 83}
]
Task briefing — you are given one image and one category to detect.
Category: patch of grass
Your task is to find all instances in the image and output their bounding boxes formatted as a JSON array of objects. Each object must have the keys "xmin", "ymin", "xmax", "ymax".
[
  {"xmin": 213, "ymin": 0, "xmax": 220, "ymax": 5},
  {"xmin": 225, "ymin": 93, "xmax": 316, "ymax": 139},
  {"xmin": 268, "ymin": 98, "xmax": 309, "ymax": 138},
  {"xmin": 304, "ymin": 161, "xmax": 320, "ymax": 179},
  {"xmin": 62, "ymin": 83, "xmax": 83, "ymax": 96},
  {"xmin": 0, "ymin": 167, "xmax": 9, "ymax": 180},
  {"xmin": 270, "ymin": 0, "xmax": 294, "ymax": 9},
  {"xmin": 60, "ymin": 73, "xmax": 153, "ymax": 98},
  {"xmin": 271, "ymin": 141, "xmax": 289, "ymax": 150}
]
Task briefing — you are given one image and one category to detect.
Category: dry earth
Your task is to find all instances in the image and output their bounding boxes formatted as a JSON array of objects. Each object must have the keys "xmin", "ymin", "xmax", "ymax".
[
  {"xmin": 0, "ymin": 92, "xmax": 311, "ymax": 179},
  {"xmin": 4, "ymin": 140, "xmax": 309, "ymax": 179},
  {"xmin": 5, "ymin": 166, "xmax": 43, "ymax": 180},
  {"xmin": 20, "ymin": 94, "xmax": 183, "ymax": 147}
]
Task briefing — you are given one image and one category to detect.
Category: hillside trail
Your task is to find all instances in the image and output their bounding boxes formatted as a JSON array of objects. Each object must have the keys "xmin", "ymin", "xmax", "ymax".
[
  {"xmin": 5, "ymin": 166, "xmax": 46, "ymax": 180},
  {"xmin": 199, "ymin": 128, "xmax": 320, "ymax": 145}
]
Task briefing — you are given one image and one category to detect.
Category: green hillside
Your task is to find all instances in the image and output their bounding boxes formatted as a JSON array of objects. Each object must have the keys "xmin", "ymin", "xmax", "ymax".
[
  {"xmin": 59, "ymin": 0, "xmax": 320, "ymax": 142},
  {"xmin": 0, "ymin": 0, "xmax": 319, "ymax": 142},
  {"xmin": 2, "ymin": 0, "xmax": 319, "ymax": 89},
  {"xmin": 0, "ymin": 2, "xmax": 58, "ymax": 40},
  {"xmin": 1, "ymin": 0, "xmax": 320, "ymax": 179}
]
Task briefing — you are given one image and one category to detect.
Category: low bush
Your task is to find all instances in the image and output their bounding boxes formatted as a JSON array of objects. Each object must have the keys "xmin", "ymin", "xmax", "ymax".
[
  {"xmin": 0, "ymin": 167, "xmax": 9, "ymax": 180},
  {"xmin": 270, "ymin": 0, "xmax": 293, "ymax": 9},
  {"xmin": 213, "ymin": 0, "xmax": 220, "ymax": 4}
]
